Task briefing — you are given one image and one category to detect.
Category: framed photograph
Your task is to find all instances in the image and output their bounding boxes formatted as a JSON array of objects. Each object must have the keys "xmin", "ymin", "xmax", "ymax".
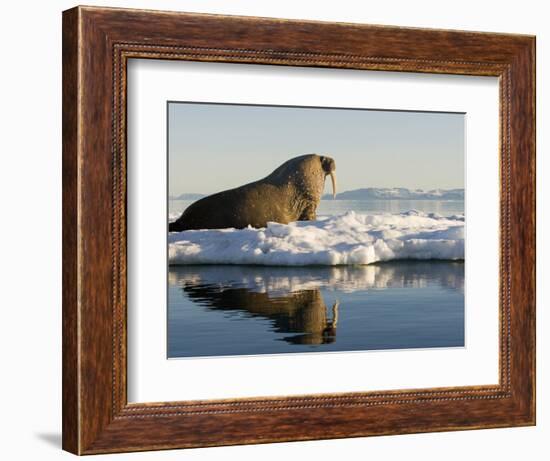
[{"xmin": 62, "ymin": 6, "xmax": 535, "ymax": 454}]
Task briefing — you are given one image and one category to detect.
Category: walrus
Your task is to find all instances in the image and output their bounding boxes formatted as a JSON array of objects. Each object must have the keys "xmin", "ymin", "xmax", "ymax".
[
  {"xmin": 174, "ymin": 267, "xmax": 340, "ymax": 345},
  {"xmin": 169, "ymin": 154, "xmax": 336, "ymax": 231}
]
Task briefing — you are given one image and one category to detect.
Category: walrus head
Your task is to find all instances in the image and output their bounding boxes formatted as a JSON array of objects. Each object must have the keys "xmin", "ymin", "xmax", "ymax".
[
  {"xmin": 270, "ymin": 154, "xmax": 337, "ymax": 222},
  {"xmin": 269, "ymin": 154, "xmax": 336, "ymax": 199},
  {"xmin": 320, "ymin": 155, "xmax": 337, "ymax": 199},
  {"xmin": 303, "ymin": 154, "xmax": 337, "ymax": 200}
]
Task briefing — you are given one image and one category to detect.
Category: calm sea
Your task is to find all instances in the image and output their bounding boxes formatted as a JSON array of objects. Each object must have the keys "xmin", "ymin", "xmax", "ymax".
[
  {"xmin": 167, "ymin": 199, "xmax": 465, "ymax": 358},
  {"xmin": 169, "ymin": 198, "xmax": 464, "ymax": 219}
]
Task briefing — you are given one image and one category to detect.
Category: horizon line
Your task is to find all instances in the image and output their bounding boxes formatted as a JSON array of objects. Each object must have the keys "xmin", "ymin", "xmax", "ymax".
[{"xmin": 170, "ymin": 186, "xmax": 465, "ymax": 197}]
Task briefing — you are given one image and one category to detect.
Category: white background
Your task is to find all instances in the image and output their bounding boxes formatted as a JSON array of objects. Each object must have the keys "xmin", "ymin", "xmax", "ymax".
[
  {"xmin": 0, "ymin": 1, "xmax": 546, "ymax": 460},
  {"xmin": 128, "ymin": 61, "xmax": 499, "ymax": 402}
]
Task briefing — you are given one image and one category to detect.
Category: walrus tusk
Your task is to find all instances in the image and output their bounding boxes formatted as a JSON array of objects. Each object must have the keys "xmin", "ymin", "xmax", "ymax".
[
  {"xmin": 331, "ymin": 301, "xmax": 339, "ymax": 327},
  {"xmin": 329, "ymin": 171, "xmax": 337, "ymax": 199}
]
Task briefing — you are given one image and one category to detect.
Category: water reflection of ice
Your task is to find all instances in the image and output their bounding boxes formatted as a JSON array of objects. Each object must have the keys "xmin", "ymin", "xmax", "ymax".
[{"xmin": 168, "ymin": 261, "xmax": 464, "ymax": 297}]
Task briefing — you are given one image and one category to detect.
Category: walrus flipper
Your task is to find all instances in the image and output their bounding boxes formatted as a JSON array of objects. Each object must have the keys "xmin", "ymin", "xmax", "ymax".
[{"xmin": 298, "ymin": 204, "xmax": 317, "ymax": 221}]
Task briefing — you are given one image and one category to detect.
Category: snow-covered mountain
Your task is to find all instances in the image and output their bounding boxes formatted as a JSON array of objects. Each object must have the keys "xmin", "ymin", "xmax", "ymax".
[
  {"xmin": 324, "ymin": 188, "xmax": 464, "ymax": 201},
  {"xmin": 171, "ymin": 188, "xmax": 464, "ymax": 202}
]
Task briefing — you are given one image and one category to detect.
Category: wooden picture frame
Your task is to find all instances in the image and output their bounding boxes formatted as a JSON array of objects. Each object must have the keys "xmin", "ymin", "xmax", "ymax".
[{"xmin": 62, "ymin": 5, "xmax": 535, "ymax": 455}]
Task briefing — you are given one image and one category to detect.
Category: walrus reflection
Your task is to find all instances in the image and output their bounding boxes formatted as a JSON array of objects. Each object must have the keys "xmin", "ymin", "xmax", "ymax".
[
  {"xmin": 181, "ymin": 283, "xmax": 340, "ymax": 345},
  {"xmin": 171, "ymin": 262, "xmax": 464, "ymax": 346}
]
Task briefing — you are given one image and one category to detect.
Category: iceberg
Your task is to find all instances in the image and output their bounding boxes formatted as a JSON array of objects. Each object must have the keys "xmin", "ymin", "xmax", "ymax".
[
  {"xmin": 168, "ymin": 210, "xmax": 464, "ymax": 266},
  {"xmin": 169, "ymin": 263, "xmax": 464, "ymax": 295},
  {"xmin": 324, "ymin": 187, "xmax": 465, "ymax": 200}
]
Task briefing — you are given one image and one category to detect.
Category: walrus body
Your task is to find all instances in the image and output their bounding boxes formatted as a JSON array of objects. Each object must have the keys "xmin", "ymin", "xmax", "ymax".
[{"xmin": 169, "ymin": 154, "xmax": 336, "ymax": 231}]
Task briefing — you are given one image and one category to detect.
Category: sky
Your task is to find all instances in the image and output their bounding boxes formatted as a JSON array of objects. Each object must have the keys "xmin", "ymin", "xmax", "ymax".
[{"xmin": 168, "ymin": 102, "xmax": 464, "ymax": 196}]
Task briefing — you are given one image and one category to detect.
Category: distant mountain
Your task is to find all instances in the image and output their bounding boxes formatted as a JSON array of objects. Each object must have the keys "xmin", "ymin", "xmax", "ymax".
[
  {"xmin": 323, "ymin": 188, "xmax": 464, "ymax": 201},
  {"xmin": 169, "ymin": 193, "xmax": 206, "ymax": 200},
  {"xmin": 171, "ymin": 188, "xmax": 464, "ymax": 201}
]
